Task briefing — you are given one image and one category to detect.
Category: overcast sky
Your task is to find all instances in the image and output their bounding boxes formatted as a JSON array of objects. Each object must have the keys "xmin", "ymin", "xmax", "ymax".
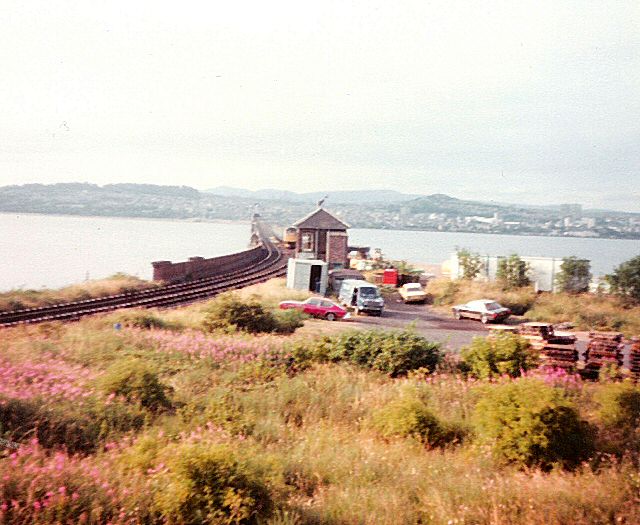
[{"xmin": 1, "ymin": 1, "xmax": 639, "ymax": 211}]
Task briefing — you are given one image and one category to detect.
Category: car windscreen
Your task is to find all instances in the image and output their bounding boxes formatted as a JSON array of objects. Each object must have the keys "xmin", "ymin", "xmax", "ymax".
[
  {"xmin": 359, "ymin": 287, "xmax": 379, "ymax": 298},
  {"xmin": 485, "ymin": 302, "xmax": 502, "ymax": 310}
]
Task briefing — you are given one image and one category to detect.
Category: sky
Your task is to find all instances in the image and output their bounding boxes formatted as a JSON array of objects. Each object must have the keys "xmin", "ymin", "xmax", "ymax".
[{"xmin": 1, "ymin": 1, "xmax": 639, "ymax": 211}]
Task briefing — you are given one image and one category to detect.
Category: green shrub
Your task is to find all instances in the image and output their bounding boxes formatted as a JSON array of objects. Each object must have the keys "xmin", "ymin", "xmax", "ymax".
[
  {"xmin": 153, "ymin": 443, "xmax": 272, "ymax": 524},
  {"xmin": 203, "ymin": 393, "xmax": 255, "ymax": 436},
  {"xmin": 456, "ymin": 249, "xmax": 484, "ymax": 280},
  {"xmin": 100, "ymin": 358, "xmax": 172, "ymax": 412},
  {"xmin": 606, "ymin": 255, "xmax": 640, "ymax": 305},
  {"xmin": 496, "ymin": 254, "xmax": 531, "ymax": 289},
  {"xmin": 473, "ymin": 379, "xmax": 593, "ymax": 470},
  {"xmin": 110, "ymin": 309, "xmax": 172, "ymax": 329},
  {"xmin": 461, "ymin": 333, "xmax": 537, "ymax": 379},
  {"xmin": 0, "ymin": 395, "xmax": 146, "ymax": 454},
  {"xmin": 293, "ymin": 329, "xmax": 442, "ymax": 377},
  {"xmin": 498, "ymin": 295, "xmax": 536, "ymax": 316},
  {"xmin": 433, "ymin": 280, "xmax": 460, "ymax": 306},
  {"xmin": 593, "ymin": 382, "xmax": 640, "ymax": 455},
  {"xmin": 203, "ymin": 293, "xmax": 277, "ymax": 334},
  {"xmin": 370, "ymin": 397, "xmax": 454, "ymax": 447},
  {"xmin": 272, "ymin": 309, "xmax": 306, "ymax": 334},
  {"xmin": 555, "ymin": 257, "xmax": 592, "ymax": 294}
]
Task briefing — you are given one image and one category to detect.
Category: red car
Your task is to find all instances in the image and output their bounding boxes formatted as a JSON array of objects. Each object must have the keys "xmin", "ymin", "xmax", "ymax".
[{"xmin": 279, "ymin": 297, "xmax": 349, "ymax": 321}]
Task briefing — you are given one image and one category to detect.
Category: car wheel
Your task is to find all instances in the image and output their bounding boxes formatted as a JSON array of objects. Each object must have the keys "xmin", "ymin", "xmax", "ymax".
[
  {"xmin": 454, "ymin": 310, "xmax": 461, "ymax": 320},
  {"xmin": 326, "ymin": 313, "xmax": 336, "ymax": 321},
  {"xmin": 481, "ymin": 314, "xmax": 488, "ymax": 324}
]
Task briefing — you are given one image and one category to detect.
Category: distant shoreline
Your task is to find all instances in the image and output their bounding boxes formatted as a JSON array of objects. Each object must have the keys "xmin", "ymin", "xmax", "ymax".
[
  {"xmin": 2, "ymin": 211, "xmax": 638, "ymax": 242},
  {"xmin": 0, "ymin": 211, "xmax": 251, "ymax": 226}
]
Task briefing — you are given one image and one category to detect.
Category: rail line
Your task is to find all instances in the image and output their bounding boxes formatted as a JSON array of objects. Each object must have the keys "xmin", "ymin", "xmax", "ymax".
[{"xmin": 0, "ymin": 221, "xmax": 288, "ymax": 327}]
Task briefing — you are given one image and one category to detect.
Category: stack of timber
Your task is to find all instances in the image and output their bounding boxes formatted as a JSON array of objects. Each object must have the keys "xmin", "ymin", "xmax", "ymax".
[
  {"xmin": 487, "ymin": 325, "xmax": 519, "ymax": 336},
  {"xmin": 517, "ymin": 322, "xmax": 578, "ymax": 372},
  {"xmin": 583, "ymin": 331, "xmax": 624, "ymax": 378},
  {"xmin": 631, "ymin": 338, "xmax": 640, "ymax": 382}
]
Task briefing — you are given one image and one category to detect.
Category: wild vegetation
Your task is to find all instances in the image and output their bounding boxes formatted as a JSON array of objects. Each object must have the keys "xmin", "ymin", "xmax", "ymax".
[
  {"xmin": 0, "ymin": 273, "xmax": 159, "ymax": 313},
  {"xmin": 1, "ymin": 280, "xmax": 640, "ymax": 524}
]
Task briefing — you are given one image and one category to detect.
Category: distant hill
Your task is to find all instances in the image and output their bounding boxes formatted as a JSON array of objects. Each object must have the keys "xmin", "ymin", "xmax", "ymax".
[
  {"xmin": 205, "ymin": 186, "xmax": 422, "ymax": 204},
  {"xmin": 1, "ymin": 183, "xmax": 638, "ymax": 239}
]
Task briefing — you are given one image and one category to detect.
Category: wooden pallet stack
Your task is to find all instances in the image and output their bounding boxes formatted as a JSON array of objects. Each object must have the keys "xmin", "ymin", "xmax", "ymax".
[
  {"xmin": 517, "ymin": 322, "xmax": 578, "ymax": 372},
  {"xmin": 583, "ymin": 332, "xmax": 624, "ymax": 377},
  {"xmin": 628, "ymin": 337, "xmax": 639, "ymax": 382}
]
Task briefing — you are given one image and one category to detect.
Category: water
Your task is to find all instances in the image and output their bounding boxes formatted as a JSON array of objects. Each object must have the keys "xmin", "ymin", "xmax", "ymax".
[
  {"xmin": 348, "ymin": 228, "xmax": 639, "ymax": 277},
  {"xmin": 0, "ymin": 214, "xmax": 250, "ymax": 291},
  {"xmin": 1, "ymin": 213, "xmax": 638, "ymax": 291}
]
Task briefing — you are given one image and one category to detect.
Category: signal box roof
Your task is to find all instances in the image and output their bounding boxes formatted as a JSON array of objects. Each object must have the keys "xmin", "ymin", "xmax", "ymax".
[{"xmin": 293, "ymin": 207, "xmax": 350, "ymax": 230}]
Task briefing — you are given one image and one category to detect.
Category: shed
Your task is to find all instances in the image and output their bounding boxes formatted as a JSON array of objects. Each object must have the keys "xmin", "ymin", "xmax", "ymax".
[{"xmin": 286, "ymin": 258, "xmax": 329, "ymax": 295}]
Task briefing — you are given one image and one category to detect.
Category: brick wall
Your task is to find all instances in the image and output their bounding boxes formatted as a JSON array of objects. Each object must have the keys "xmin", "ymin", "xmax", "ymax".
[
  {"xmin": 152, "ymin": 245, "xmax": 268, "ymax": 283},
  {"xmin": 327, "ymin": 231, "xmax": 348, "ymax": 268}
]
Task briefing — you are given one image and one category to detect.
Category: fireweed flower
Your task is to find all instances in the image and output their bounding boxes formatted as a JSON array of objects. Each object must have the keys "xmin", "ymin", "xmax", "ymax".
[
  {"xmin": 0, "ymin": 356, "xmax": 95, "ymax": 401},
  {"xmin": 121, "ymin": 328, "xmax": 288, "ymax": 364}
]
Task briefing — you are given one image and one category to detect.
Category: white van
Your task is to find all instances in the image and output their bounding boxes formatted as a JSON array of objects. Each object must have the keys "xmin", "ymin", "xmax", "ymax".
[{"xmin": 338, "ymin": 279, "xmax": 384, "ymax": 316}]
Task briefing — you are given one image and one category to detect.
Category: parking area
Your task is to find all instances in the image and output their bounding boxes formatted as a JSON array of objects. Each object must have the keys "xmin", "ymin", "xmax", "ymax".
[{"xmin": 345, "ymin": 292, "xmax": 487, "ymax": 350}]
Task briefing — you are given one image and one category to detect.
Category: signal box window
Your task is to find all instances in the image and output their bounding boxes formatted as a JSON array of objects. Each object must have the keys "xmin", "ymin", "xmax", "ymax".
[{"xmin": 301, "ymin": 233, "xmax": 313, "ymax": 252}]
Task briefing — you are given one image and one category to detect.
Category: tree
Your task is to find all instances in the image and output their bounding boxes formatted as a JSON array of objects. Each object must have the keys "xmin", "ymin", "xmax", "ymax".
[
  {"xmin": 496, "ymin": 254, "xmax": 530, "ymax": 289},
  {"xmin": 606, "ymin": 255, "xmax": 640, "ymax": 304},
  {"xmin": 456, "ymin": 249, "xmax": 484, "ymax": 280},
  {"xmin": 555, "ymin": 257, "xmax": 591, "ymax": 294}
]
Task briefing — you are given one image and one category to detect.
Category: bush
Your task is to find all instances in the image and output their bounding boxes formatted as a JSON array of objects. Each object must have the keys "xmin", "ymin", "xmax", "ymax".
[
  {"xmin": 272, "ymin": 309, "xmax": 306, "ymax": 334},
  {"xmin": 370, "ymin": 397, "xmax": 454, "ymax": 447},
  {"xmin": 593, "ymin": 382, "xmax": 640, "ymax": 455},
  {"xmin": 456, "ymin": 249, "xmax": 484, "ymax": 280},
  {"xmin": 110, "ymin": 309, "xmax": 170, "ymax": 329},
  {"xmin": 100, "ymin": 358, "xmax": 172, "ymax": 412},
  {"xmin": 432, "ymin": 280, "xmax": 460, "ymax": 306},
  {"xmin": 203, "ymin": 393, "xmax": 255, "ymax": 436},
  {"xmin": 606, "ymin": 255, "xmax": 640, "ymax": 305},
  {"xmin": 293, "ymin": 329, "xmax": 442, "ymax": 377},
  {"xmin": 0, "ymin": 395, "xmax": 146, "ymax": 454},
  {"xmin": 496, "ymin": 254, "xmax": 531, "ymax": 289},
  {"xmin": 203, "ymin": 293, "xmax": 277, "ymax": 334},
  {"xmin": 555, "ymin": 257, "xmax": 592, "ymax": 294},
  {"xmin": 461, "ymin": 333, "xmax": 537, "ymax": 379},
  {"xmin": 473, "ymin": 379, "xmax": 593, "ymax": 470},
  {"xmin": 153, "ymin": 443, "xmax": 272, "ymax": 524}
]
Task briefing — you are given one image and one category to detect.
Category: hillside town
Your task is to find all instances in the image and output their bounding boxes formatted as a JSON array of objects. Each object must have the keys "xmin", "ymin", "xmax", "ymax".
[{"xmin": 1, "ymin": 183, "xmax": 639, "ymax": 240}]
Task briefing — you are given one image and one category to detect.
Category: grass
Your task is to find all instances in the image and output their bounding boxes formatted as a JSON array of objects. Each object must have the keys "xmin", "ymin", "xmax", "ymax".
[
  {"xmin": 2, "ymin": 278, "xmax": 640, "ymax": 523},
  {"xmin": 0, "ymin": 273, "xmax": 160, "ymax": 312},
  {"xmin": 525, "ymin": 292, "xmax": 640, "ymax": 336}
]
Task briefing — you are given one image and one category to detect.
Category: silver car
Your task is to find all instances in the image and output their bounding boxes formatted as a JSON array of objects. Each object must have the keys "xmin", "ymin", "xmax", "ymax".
[{"xmin": 452, "ymin": 299, "xmax": 511, "ymax": 324}]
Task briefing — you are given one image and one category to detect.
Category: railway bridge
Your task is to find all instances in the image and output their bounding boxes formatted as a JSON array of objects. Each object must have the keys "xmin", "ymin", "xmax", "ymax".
[{"xmin": 0, "ymin": 217, "xmax": 288, "ymax": 327}]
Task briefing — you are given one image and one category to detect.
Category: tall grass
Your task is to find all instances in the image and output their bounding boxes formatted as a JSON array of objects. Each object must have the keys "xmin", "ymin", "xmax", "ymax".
[
  {"xmin": 525, "ymin": 292, "xmax": 640, "ymax": 335},
  {"xmin": 0, "ymin": 273, "xmax": 159, "ymax": 312},
  {"xmin": 2, "ymin": 305, "xmax": 640, "ymax": 524}
]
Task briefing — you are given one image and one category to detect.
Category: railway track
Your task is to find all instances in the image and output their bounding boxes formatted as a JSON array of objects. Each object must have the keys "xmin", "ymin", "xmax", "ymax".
[{"xmin": 0, "ymin": 223, "xmax": 288, "ymax": 327}]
